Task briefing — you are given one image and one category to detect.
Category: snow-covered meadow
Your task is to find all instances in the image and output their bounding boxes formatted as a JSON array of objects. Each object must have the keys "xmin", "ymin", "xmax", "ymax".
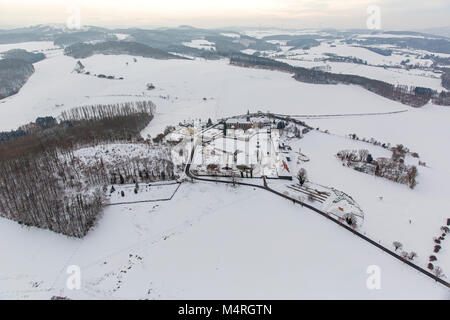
[
  {"xmin": 107, "ymin": 183, "xmax": 180, "ymax": 205},
  {"xmin": 0, "ymin": 50, "xmax": 408, "ymax": 135},
  {"xmin": 278, "ymin": 59, "xmax": 445, "ymax": 91},
  {"xmin": 182, "ymin": 39, "xmax": 216, "ymax": 51},
  {"xmin": 281, "ymin": 127, "xmax": 450, "ymax": 275},
  {"xmin": 0, "ymin": 182, "xmax": 448, "ymax": 299}
]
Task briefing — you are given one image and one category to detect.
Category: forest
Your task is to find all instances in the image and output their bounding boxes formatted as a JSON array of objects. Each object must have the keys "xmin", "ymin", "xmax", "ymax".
[
  {"xmin": 1, "ymin": 49, "xmax": 46, "ymax": 63},
  {"xmin": 0, "ymin": 100, "xmax": 174, "ymax": 238},
  {"xmin": 441, "ymin": 69, "xmax": 450, "ymax": 91},
  {"xmin": 64, "ymin": 41, "xmax": 184, "ymax": 60},
  {"xmin": 0, "ymin": 58, "xmax": 35, "ymax": 100}
]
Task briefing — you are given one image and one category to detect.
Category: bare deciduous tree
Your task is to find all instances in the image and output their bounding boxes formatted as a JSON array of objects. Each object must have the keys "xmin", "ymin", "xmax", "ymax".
[
  {"xmin": 408, "ymin": 251, "xmax": 417, "ymax": 260},
  {"xmin": 393, "ymin": 241, "xmax": 403, "ymax": 251},
  {"xmin": 433, "ymin": 266, "xmax": 444, "ymax": 278},
  {"xmin": 358, "ymin": 149, "xmax": 369, "ymax": 162},
  {"xmin": 297, "ymin": 168, "xmax": 308, "ymax": 186}
]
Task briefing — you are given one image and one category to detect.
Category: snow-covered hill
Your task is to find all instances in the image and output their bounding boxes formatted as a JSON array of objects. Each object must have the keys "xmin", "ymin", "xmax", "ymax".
[
  {"xmin": 0, "ymin": 35, "xmax": 449, "ymax": 299},
  {"xmin": 0, "ymin": 51, "xmax": 408, "ymax": 133}
]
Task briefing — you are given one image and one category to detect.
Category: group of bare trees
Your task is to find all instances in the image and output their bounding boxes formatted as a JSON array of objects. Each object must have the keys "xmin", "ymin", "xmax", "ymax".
[
  {"xmin": 0, "ymin": 101, "xmax": 158, "ymax": 237},
  {"xmin": 432, "ymin": 89, "xmax": 450, "ymax": 106},
  {"xmin": 59, "ymin": 101, "xmax": 155, "ymax": 122},
  {"xmin": 392, "ymin": 241, "xmax": 418, "ymax": 261},
  {"xmin": 337, "ymin": 146, "xmax": 418, "ymax": 189},
  {"xmin": 109, "ymin": 156, "xmax": 175, "ymax": 185},
  {"xmin": 427, "ymin": 225, "xmax": 449, "ymax": 278}
]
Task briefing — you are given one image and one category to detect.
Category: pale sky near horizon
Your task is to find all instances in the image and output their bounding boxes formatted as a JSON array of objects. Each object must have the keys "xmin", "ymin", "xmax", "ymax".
[{"xmin": 0, "ymin": 0, "xmax": 449, "ymax": 30}]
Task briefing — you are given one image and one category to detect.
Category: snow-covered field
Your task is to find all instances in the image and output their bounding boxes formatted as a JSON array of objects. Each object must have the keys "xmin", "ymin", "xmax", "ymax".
[
  {"xmin": 107, "ymin": 183, "xmax": 179, "ymax": 204},
  {"xmin": 0, "ymin": 182, "xmax": 448, "ymax": 299},
  {"xmin": 252, "ymin": 35, "xmax": 443, "ymax": 90},
  {"xmin": 269, "ymin": 41, "xmax": 412, "ymax": 66},
  {"xmin": 280, "ymin": 128, "xmax": 450, "ymax": 274},
  {"xmin": 182, "ymin": 39, "xmax": 216, "ymax": 51},
  {"xmin": 278, "ymin": 59, "xmax": 445, "ymax": 91},
  {"xmin": 242, "ymin": 29, "xmax": 327, "ymax": 39},
  {"xmin": 220, "ymin": 33, "xmax": 240, "ymax": 39},
  {"xmin": 0, "ymin": 50, "xmax": 408, "ymax": 135},
  {"xmin": 0, "ymin": 40, "xmax": 449, "ymax": 299}
]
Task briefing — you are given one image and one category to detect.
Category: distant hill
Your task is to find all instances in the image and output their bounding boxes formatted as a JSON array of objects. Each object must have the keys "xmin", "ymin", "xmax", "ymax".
[
  {"xmin": 286, "ymin": 38, "xmax": 320, "ymax": 50},
  {"xmin": 1, "ymin": 49, "xmax": 45, "ymax": 63},
  {"xmin": 0, "ymin": 25, "xmax": 275, "ymax": 58},
  {"xmin": 415, "ymin": 27, "xmax": 450, "ymax": 39},
  {"xmin": 64, "ymin": 41, "xmax": 185, "ymax": 59},
  {"xmin": 54, "ymin": 31, "xmax": 117, "ymax": 46},
  {"xmin": 0, "ymin": 32, "xmax": 45, "ymax": 44},
  {"xmin": 0, "ymin": 59, "xmax": 34, "ymax": 100},
  {"xmin": 346, "ymin": 32, "xmax": 450, "ymax": 54},
  {"xmin": 0, "ymin": 24, "xmax": 61, "ymax": 44}
]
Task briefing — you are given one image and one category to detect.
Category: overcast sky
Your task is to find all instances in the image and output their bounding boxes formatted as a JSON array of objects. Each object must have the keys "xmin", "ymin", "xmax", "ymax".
[{"xmin": 0, "ymin": 0, "xmax": 449, "ymax": 30}]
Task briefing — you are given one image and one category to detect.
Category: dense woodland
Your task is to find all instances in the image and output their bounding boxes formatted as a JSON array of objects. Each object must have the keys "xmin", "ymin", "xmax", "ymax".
[
  {"xmin": 323, "ymin": 53, "xmax": 367, "ymax": 65},
  {"xmin": 362, "ymin": 46, "xmax": 393, "ymax": 56},
  {"xmin": 0, "ymin": 100, "xmax": 174, "ymax": 238},
  {"xmin": 0, "ymin": 49, "xmax": 47, "ymax": 100},
  {"xmin": 0, "ymin": 58, "xmax": 34, "ymax": 100},
  {"xmin": 286, "ymin": 38, "xmax": 320, "ymax": 50},
  {"xmin": 441, "ymin": 69, "xmax": 450, "ymax": 91},
  {"xmin": 64, "ymin": 41, "xmax": 184, "ymax": 60},
  {"xmin": 1, "ymin": 49, "xmax": 46, "ymax": 63}
]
